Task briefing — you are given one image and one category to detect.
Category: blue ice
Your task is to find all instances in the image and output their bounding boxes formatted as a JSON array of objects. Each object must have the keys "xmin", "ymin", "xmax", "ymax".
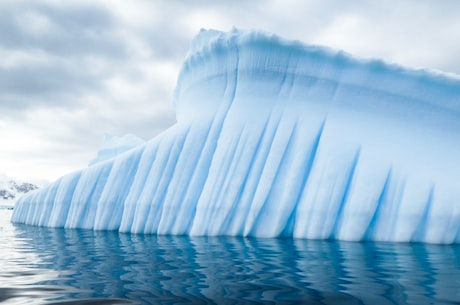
[{"xmin": 13, "ymin": 29, "xmax": 460, "ymax": 244}]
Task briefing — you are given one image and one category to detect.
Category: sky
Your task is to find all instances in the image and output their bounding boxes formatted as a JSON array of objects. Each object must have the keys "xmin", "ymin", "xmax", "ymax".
[{"xmin": 1, "ymin": 0, "xmax": 459, "ymax": 182}]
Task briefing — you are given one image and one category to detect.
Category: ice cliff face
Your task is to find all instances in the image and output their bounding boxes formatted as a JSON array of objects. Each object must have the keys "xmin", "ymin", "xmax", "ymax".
[{"xmin": 12, "ymin": 29, "xmax": 460, "ymax": 243}]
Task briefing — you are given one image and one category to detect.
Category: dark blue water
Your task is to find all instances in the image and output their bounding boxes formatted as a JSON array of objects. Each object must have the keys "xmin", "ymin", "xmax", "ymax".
[{"xmin": 1, "ymin": 209, "xmax": 459, "ymax": 304}]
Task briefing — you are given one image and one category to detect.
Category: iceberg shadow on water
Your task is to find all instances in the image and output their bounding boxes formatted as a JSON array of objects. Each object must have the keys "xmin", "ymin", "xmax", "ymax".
[{"xmin": 12, "ymin": 29, "xmax": 460, "ymax": 243}]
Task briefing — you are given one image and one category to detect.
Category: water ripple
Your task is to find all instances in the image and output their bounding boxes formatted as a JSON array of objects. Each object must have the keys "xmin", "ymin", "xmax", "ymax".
[{"xmin": 1, "ymin": 210, "xmax": 459, "ymax": 304}]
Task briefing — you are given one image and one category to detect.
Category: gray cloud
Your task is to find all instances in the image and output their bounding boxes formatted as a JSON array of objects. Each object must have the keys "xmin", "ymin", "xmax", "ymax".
[
  {"xmin": 0, "ymin": 0, "xmax": 459, "ymax": 181},
  {"xmin": 0, "ymin": 3, "xmax": 126, "ymax": 118},
  {"xmin": 0, "ymin": 63, "xmax": 98, "ymax": 113},
  {"xmin": 0, "ymin": 2, "xmax": 125, "ymax": 58}
]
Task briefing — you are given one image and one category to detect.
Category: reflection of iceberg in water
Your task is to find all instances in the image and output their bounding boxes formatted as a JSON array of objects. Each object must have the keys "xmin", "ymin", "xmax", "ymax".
[
  {"xmin": 10, "ymin": 224, "xmax": 460, "ymax": 304},
  {"xmin": 12, "ymin": 29, "xmax": 460, "ymax": 243}
]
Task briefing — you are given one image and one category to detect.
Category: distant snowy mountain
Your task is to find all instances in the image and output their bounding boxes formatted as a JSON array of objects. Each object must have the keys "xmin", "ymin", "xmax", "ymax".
[{"xmin": 0, "ymin": 175, "xmax": 43, "ymax": 208}]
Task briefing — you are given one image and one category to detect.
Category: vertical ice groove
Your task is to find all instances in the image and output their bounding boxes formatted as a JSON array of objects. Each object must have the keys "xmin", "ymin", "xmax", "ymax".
[
  {"xmin": 411, "ymin": 188, "xmax": 434, "ymax": 242},
  {"xmin": 19, "ymin": 195, "xmax": 31, "ymax": 223},
  {"xmin": 94, "ymin": 146, "xmax": 144, "ymax": 231},
  {"xmin": 21, "ymin": 188, "xmax": 35, "ymax": 224},
  {"xmin": 246, "ymin": 119, "xmax": 300, "ymax": 236},
  {"xmin": 167, "ymin": 119, "xmax": 216, "ymax": 234},
  {"xmin": 119, "ymin": 143, "xmax": 159, "ymax": 232},
  {"xmin": 37, "ymin": 182, "xmax": 59, "ymax": 226},
  {"xmin": 139, "ymin": 142, "xmax": 175, "ymax": 234},
  {"xmin": 19, "ymin": 187, "xmax": 43, "ymax": 225},
  {"xmin": 131, "ymin": 126, "xmax": 190, "ymax": 233},
  {"xmin": 194, "ymin": 129, "xmax": 243, "ymax": 234},
  {"xmin": 245, "ymin": 119, "xmax": 296, "ymax": 235},
  {"xmin": 241, "ymin": 114, "xmax": 284, "ymax": 236},
  {"xmin": 129, "ymin": 136, "xmax": 171, "ymax": 233},
  {"xmin": 217, "ymin": 132, "xmax": 252, "ymax": 234},
  {"xmin": 362, "ymin": 169, "xmax": 392, "ymax": 241},
  {"xmin": 32, "ymin": 191, "xmax": 45, "ymax": 224},
  {"xmin": 48, "ymin": 171, "xmax": 81, "ymax": 227},
  {"xmin": 374, "ymin": 177, "xmax": 407, "ymax": 241},
  {"xmin": 205, "ymin": 126, "xmax": 247, "ymax": 235},
  {"xmin": 214, "ymin": 115, "xmax": 294, "ymax": 235},
  {"xmin": 291, "ymin": 120, "xmax": 326, "ymax": 238},
  {"xmin": 219, "ymin": 117, "xmax": 272, "ymax": 236},
  {"xmin": 158, "ymin": 122, "xmax": 222, "ymax": 235},
  {"xmin": 330, "ymin": 148, "xmax": 361, "ymax": 239},
  {"xmin": 143, "ymin": 125, "xmax": 191, "ymax": 233},
  {"xmin": 65, "ymin": 162, "xmax": 114, "ymax": 229},
  {"xmin": 188, "ymin": 40, "xmax": 241, "ymax": 235},
  {"xmin": 19, "ymin": 192, "xmax": 31, "ymax": 224},
  {"xmin": 175, "ymin": 116, "xmax": 228, "ymax": 234}
]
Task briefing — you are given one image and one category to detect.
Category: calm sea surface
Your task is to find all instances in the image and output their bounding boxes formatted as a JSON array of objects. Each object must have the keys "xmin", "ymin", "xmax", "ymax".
[{"xmin": 0, "ymin": 209, "xmax": 459, "ymax": 304}]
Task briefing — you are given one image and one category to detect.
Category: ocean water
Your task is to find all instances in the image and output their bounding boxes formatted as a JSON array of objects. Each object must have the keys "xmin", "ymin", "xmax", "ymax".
[{"xmin": 1, "ymin": 209, "xmax": 459, "ymax": 304}]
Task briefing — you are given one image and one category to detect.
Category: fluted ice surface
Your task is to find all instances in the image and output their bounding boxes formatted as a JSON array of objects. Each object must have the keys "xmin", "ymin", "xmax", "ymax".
[{"xmin": 13, "ymin": 29, "xmax": 460, "ymax": 243}]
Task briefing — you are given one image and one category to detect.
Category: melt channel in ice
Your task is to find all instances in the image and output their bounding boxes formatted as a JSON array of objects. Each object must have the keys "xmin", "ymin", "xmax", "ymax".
[{"xmin": 12, "ymin": 29, "xmax": 460, "ymax": 244}]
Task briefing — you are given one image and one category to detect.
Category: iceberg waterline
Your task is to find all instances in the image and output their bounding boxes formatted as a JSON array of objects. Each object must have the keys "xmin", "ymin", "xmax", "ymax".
[{"xmin": 13, "ymin": 29, "xmax": 460, "ymax": 243}]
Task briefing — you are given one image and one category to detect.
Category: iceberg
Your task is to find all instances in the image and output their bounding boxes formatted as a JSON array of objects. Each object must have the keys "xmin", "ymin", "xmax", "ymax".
[
  {"xmin": 88, "ymin": 133, "xmax": 145, "ymax": 166},
  {"xmin": 12, "ymin": 29, "xmax": 460, "ymax": 244}
]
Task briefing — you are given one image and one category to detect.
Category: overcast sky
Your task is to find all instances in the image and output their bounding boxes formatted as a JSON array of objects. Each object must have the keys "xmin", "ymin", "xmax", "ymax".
[{"xmin": 1, "ymin": 0, "xmax": 459, "ymax": 182}]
